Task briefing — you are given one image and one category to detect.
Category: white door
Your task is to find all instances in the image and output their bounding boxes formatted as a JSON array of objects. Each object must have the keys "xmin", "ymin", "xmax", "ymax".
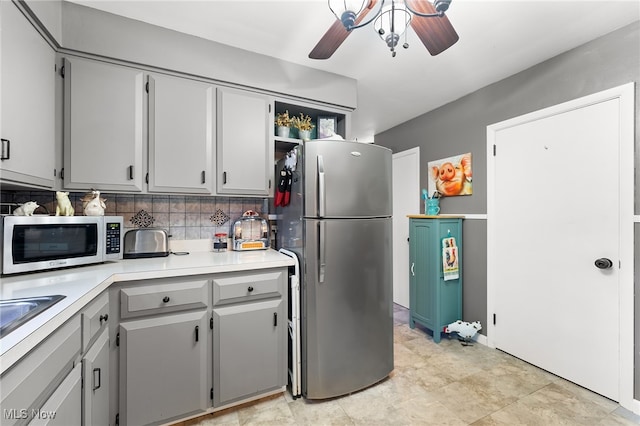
[
  {"xmin": 392, "ymin": 147, "xmax": 420, "ymax": 308},
  {"xmin": 487, "ymin": 84, "xmax": 634, "ymax": 403}
]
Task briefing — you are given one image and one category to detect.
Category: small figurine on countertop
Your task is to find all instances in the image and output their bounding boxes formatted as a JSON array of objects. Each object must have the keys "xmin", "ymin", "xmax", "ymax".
[
  {"xmin": 444, "ymin": 320, "xmax": 482, "ymax": 346},
  {"xmin": 12, "ymin": 201, "xmax": 39, "ymax": 216},
  {"xmin": 55, "ymin": 191, "xmax": 75, "ymax": 216},
  {"xmin": 82, "ymin": 190, "xmax": 106, "ymax": 216}
]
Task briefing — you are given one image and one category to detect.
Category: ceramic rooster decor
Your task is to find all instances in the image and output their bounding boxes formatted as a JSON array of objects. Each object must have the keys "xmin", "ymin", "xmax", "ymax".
[
  {"xmin": 82, "ymin": 190, "xmax": 106, "ymax": 216},
  {"xmin": 444, "ymin": 320, "xmax": 482, "ymax": 346},
  {"xmin": 55, "ymin": 191, "xmax": 74, "ymax": 216}
]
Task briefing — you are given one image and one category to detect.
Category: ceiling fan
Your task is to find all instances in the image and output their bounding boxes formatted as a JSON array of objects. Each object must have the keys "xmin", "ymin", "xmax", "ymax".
[{"xmin": 309, "ymin": 0, "xmax": 459, "ymax": 59}]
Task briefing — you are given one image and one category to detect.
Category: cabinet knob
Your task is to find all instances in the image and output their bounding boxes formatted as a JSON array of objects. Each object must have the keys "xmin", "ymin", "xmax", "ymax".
[
  {"xmin": 247, "ymin": 286, "xmax": 254, "ymax": 292},
  {"xmin": 163, "ymin": 296, "xmax": 170, "ymax": 303},
  {"xmin": 99, "ymin": 313, "xmax": 109, "ymax": 324}
]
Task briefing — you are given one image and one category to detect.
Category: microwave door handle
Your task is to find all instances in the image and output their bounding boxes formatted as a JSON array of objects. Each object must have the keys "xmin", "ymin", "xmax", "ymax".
[
  {"xmin": 318, "ymin": 221, "xmax": 326, "ymax": 283},
  {"xmin": 317, "ymin": 155, "xmax": 325, "ymax": 218}
]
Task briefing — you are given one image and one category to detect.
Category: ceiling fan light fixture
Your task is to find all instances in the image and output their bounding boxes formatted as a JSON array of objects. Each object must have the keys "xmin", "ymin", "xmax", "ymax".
[
  {"xmin": 310, "ymin": 0, "xmax": 459, "ymax": 60},
  {"xmin": 373, "ymin": 1, "xmax": 411, "ymax": 53},
  {"xmin": 434, "ymin": 0, "xmax": 452, "ymax": 13},
  {"xmin": 328, "ymin": 0, "xmax": 369, "ymax": 30}
]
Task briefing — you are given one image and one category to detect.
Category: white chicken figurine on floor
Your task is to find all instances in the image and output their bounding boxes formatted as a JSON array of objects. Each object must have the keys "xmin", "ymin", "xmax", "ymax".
[{"xmin": 444, "ymin": 320, "xmax": 482, "ymax": 346}]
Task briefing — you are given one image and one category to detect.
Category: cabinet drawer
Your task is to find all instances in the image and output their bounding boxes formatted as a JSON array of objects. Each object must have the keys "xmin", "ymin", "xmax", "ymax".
[
  {"xmin": 120, "ymin": 279, "xmax": 208, "ymax": 318},
  {"xmin": 82, "ymin": 291, "xmax": 109, "ymax": 352},
  {"xmin": 0, "ymin": 317, "xmax": 81, "ymax": 426},
  {"xmin": 213, "ymin": 271, "xmax": 283, "ymax": 306}
]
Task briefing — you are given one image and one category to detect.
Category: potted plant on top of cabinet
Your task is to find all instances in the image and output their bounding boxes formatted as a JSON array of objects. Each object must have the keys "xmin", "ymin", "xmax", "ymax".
[
  {"xmin": 292, "ymin": 113, "xmax": 314, "ymax": 141},
  {"xmin": 275, "ymin": 110, "xmax": 293, "ymax": 138}
]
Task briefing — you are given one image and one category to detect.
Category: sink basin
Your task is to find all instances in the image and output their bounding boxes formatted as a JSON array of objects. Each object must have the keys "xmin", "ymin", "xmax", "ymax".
[{"xmin": 0, "ymin": 295, "xmax": 66, "ymax": 337}]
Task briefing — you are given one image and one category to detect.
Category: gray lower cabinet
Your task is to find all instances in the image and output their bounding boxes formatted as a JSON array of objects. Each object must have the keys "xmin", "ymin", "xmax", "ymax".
[
  {"xmin": 0, "ymin": 317, "xmax": 81, "ymax": 426},
  {"xmin": 82, "ymin": 329, "xmax": 109, "ymax": 426},
  {"xmin": 212, "ymin": 270, "xmax": 287, "ymax": 407},
  {"xmin": 213, "ymin": 299, "xmax": 284, "ymax": 407},
  {"xmin": 118, "ymin": 310, "xmax": 209, "ymax": 426},
  {"xmin": 29, "ymin": 363, "xmax": 82, "ymax": 426}
]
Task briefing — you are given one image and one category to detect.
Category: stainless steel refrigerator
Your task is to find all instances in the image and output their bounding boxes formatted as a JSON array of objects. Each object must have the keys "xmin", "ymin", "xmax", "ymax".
[{"xmin": 277, "ymin": 140, "xmax": 393, "ymax": 400}]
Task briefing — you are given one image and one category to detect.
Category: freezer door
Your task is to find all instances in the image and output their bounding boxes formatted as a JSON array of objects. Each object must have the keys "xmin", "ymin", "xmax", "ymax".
[
  {"xmin": 304, "ymin": 141, "xmax": 392, "ymax": 218},
  {"xmin": 302, "ymin": 217, "xmax": 394, "ymax": 399}
]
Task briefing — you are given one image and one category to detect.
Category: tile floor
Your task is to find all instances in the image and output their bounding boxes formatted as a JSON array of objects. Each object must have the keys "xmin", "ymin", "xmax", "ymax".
[{"xmin": 181, "ymin": 305, "xmax": 639, "ymax": 425}]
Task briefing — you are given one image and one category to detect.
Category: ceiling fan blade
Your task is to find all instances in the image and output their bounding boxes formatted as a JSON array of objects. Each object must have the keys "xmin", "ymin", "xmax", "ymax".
[
  {"xmin": 406, "ymin": 0, "xmax": 459, "ymax": 56},
  {"xmin": 309, "ymin": 0, "xmax": 379, "ymax": 60}
]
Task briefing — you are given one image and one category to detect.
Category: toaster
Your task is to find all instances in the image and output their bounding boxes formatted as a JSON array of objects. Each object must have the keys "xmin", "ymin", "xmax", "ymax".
[
  {"xmin": 123, "ymin": 228, "xmax": 170, "ymax": 258},
  {"xmin": 231, "ymin": 211, "xmax": 269, "ymax": 251}
]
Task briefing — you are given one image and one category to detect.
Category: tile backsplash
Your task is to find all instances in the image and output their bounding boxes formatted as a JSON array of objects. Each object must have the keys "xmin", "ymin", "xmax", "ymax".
[{"xmin": 0, "ymin": 191, "xmax": 269, "ymax": 240}]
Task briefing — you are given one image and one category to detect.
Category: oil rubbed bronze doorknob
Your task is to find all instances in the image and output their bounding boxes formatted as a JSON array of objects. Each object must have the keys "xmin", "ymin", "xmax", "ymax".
[{"xmin": 594, "ymin": 258, "xmax": 613, "ymax": 269}]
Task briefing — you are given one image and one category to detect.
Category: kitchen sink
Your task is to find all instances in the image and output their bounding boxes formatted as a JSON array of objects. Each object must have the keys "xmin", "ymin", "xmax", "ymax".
[{"xmin": 0, "ymin": 295, "xmax": 66, "ymax": 337}]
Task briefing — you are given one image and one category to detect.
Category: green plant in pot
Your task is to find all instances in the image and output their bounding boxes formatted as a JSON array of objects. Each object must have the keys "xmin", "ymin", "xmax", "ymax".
[
  {"xmin": 275, "ymin": 110, "xmax": 293, "ymax": 138},
  {"xmin": 292, "ymin": 113, "xmax": 315, "ymax": 141}
]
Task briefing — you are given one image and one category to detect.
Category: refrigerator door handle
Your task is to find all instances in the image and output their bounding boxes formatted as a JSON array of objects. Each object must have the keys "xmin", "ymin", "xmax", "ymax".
[
  {"xmin": 317, "ymin": 155, "xmax": 326, "ymax": 217},
  {"xmin": 318, "ymin": 221, "xmax": 326, "ymax": 283}
]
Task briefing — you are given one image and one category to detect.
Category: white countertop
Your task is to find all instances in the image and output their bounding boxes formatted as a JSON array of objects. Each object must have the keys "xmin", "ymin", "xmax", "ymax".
[{"xmin": 0, "ymin": 249, "xmax": 295, "ymax": 372}]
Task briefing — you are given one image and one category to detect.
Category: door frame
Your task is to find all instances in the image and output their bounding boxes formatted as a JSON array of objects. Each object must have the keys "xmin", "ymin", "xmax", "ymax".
[
  {"xmin": 486, "ymin": 82, "xmax": 635, "ymax": 412},
  {"xmin": 392, "ymin": 147, "xmax": 420, "ymax": 307}
]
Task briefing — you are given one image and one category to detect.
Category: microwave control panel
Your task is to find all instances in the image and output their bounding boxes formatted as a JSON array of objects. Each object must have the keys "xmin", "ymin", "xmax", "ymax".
[{"xmin": 105, "ymin": 221, "xmax": 121, "ymax": 254}]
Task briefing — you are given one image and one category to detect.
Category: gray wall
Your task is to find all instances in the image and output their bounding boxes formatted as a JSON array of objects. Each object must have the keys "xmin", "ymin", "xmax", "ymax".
[
  {"xmin": 57, "ymin": 1, "xmax": 357, "ymax": 110},
  {"xmin": 375, "ymin": 22, "xmax": 639, "ymax": 398}
]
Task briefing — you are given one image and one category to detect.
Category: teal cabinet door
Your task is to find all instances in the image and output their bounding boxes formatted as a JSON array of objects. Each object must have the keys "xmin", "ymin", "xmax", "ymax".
[{"xmin": 409, "ymin": 217, "xmax": 463, "ymax": 343}]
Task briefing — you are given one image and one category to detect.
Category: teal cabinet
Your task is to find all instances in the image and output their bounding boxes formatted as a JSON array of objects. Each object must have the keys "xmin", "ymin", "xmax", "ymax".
[{"xmin": 409, "ymin": 216, "xmax": 463, "ymax": 343}]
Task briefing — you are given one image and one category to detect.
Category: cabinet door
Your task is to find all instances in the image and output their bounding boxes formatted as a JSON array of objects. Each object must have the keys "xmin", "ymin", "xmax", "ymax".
[
  {"xmin": 63, "ymin": 56, "xmax": 145, "ymax": 192},
  {"xmin": 0, "ymin": 317, "xmax": 81, "ymax": 426},
  {"xmin": 82, "ymin": 329, "xmax": 109, "ymax": 426},
  {"xmin": 213, "ymin": 298, "xmax": 285, "ymax": 407},
  {"xmin": 119, "ymin": 311, "xmax": 208, "ymax": 426},
  {"xmin": 30, "ymin": 363, "xmax": 82, "ymax": 426},
  {"xmin": 409, "ymin": 220, "xmax": 435, "ymax": 327},
  {"xmin": 217, "ymin": 88, "xmax": 272, "ymax": 196},
  {"xmin": 0, "ymin": 1, "xmax": 55, "ymax": 188},
  {"xmin": 148, "ymin": 74, "xmax": 215, "ymax": 194}
]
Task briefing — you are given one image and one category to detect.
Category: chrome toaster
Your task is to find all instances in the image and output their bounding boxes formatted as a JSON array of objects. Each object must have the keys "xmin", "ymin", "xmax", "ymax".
[
  {"xmin": 231, "ymin": 211, "xmax": 269, "ymax": 251},
  {"xmin": 123, "ymin": 228, "xmax": 170, "ymax": 258}
]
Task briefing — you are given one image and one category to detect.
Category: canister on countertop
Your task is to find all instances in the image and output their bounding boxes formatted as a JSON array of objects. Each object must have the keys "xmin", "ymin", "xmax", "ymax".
[{"xmin": 213, "ymin": 233, "xmax": 228, "ymax": 252}]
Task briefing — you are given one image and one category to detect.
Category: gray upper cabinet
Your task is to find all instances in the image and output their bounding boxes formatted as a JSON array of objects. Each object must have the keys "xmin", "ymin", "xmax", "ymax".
[
  {"xmin": 63, "ymin": 56, "xmax": 145, "ymax": 192},
  {"xmin": 216, "ymin": 88, "xmax": 273, "ymax": 196},
  {"xmin": 148, "ymin": 74, "xmax": 215, "ymax": 194},
  {"xmin": 0, "ymin": 1, "xmax": 56, "ymax": 189}
]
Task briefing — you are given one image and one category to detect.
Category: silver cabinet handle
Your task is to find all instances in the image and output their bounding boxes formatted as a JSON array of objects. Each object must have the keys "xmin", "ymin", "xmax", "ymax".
[
  {"xmin": 411, "ymin": 262, "xmax": 415, "ymax": 276},
  {"xmin": 93, "ymin": 368, "xmax": 101, "ymax": 391},
  {"xmin": 1, "ymin": 139, "xmax": 10, "ymax": 160},
  {"xmin": 317, "ymin": 155, "xmax": 325, "ymax": 217}
]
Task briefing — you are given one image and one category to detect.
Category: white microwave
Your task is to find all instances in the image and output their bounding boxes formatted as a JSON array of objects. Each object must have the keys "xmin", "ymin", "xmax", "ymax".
[{"xmin": 1, "ymin": 215, "xmax": 123, "ymax": 275}]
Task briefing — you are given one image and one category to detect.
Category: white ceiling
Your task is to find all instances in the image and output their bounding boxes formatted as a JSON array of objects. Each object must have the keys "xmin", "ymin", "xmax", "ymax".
[{"xmin": 66, "ymin": 0, "xmax": 640, "ymax": 141}]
